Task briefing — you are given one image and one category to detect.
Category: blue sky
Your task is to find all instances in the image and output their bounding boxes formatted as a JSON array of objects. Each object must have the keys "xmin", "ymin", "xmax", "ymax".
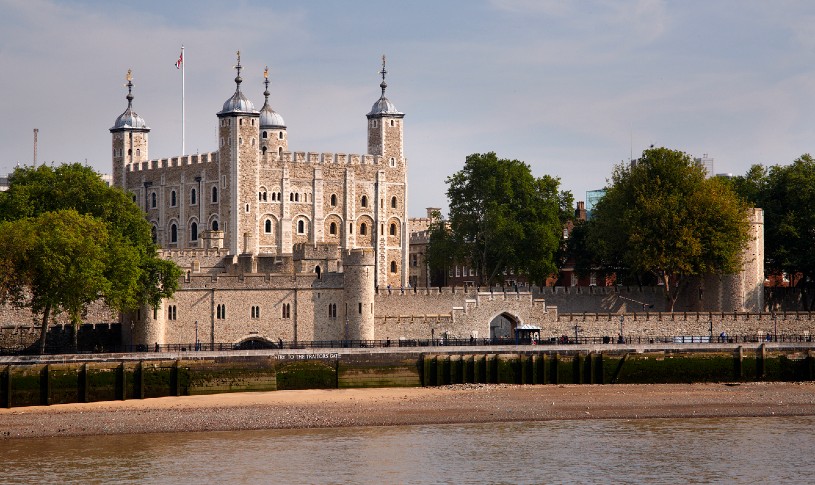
[{"xmin": 2, "ymin": 0, "xmax": 815, "ymax": 216}]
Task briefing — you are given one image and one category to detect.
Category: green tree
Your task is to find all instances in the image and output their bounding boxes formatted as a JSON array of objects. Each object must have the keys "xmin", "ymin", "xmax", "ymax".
[
  {"xmin": 0, "ymin": 164, "xmax": 180, "ymax": 353},
  {"xmin": 734, "ymin": 155, "xmax": 815, "ymax": 309},
  {"xmin": 440, "ymin": 152, "xmax": 570, "ymax": 286},
  {"xmin": 424, "ymin": 211, "xmax": 462, "ymax": 286},
  {"xmin": 587, "ymin": 147, "xmax": 750, "ymax": 311}
]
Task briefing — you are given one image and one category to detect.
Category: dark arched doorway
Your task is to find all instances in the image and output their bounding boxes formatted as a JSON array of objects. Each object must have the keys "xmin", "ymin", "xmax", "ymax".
[{"xmin": 490, "ymin": 313, "xmax": 519, "ymax": 342}]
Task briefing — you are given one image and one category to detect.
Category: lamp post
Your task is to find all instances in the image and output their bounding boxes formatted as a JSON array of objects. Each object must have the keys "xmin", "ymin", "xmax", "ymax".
[
  {"xmin": 195, "ymin": 320, "xmax": 199, "ymax": 351},
  {"xmin": 619, "ymin": 315, "xmax": 624, "ymax": 343}
]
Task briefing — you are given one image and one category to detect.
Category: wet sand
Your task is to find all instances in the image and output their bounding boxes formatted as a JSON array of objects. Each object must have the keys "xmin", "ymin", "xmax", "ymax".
[{"xmin": 2, "ymin": 382, "xmax": 814, "ymax": 439}]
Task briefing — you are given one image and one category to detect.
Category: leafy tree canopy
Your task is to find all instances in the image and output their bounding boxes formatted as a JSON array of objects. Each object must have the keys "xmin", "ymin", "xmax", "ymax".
[
  {"xmin": 585, "ymin": 147, "xmax": 750, "ymax": 311},
  {"xmin": 435, "ymin": 152, "xmax": 572, "ymax": 286},
  {"xmin": 0, "ymin": 164, "xmax": 180, "ymax": 352},
  {"xmin": 729, "ymin": 155, "xmax": 815, "ymax": 308}
]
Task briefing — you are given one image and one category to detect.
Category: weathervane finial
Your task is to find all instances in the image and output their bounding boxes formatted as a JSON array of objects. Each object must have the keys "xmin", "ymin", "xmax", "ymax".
[{"xmin": 379, "ymin": 54, "xmax": 388, "ymax": 97}]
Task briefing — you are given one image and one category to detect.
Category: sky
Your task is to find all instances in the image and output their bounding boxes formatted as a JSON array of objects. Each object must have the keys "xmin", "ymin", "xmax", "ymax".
[{"xmin": 2, "ymin": 0, "xmax": 815, "ymax": 217}]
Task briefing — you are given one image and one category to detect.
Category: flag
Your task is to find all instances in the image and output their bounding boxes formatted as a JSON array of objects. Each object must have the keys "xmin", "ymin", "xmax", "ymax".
[{"xmin": 175, "ymin": 50, "xmax": 183, "ymax": 69}]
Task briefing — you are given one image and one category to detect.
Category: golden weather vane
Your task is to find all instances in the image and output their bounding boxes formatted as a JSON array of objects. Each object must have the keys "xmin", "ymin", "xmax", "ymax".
[
  {"xmin": 264, "ymin": 66, "xmax": 269, "ymax": 79},
  {"xmin": 126, "ymin": 69, "xmax": 132, "ymax": 82}
]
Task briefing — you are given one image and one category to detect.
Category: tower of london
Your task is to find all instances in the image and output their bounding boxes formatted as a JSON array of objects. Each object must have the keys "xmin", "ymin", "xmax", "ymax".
[{"xmin": 111, "ymin": 54, "xmax": 408, "ymax": 289}]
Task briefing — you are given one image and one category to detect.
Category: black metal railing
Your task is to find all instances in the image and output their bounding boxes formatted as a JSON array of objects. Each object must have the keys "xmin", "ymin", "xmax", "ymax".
[{"xmin": 4, "ymin": 333, "xmax": 813, "ymax": 356}]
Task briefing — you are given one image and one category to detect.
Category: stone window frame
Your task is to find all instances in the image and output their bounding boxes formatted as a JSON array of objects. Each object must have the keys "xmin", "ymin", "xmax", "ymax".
[
  {"xmin": 330, "ymin": 194, "xmax": 337, "ymax": 207},
  {"xmin": 361, "ymin": 195, "xmax": 368, "ymax": 208},
  {"xmin": 251, "ymin": 305, "xmax": 261, "ymax": 319},
  {"xmin": 265, "ymin": 219, "xmax": 273, "ymax": 234},
  {"xmin": 390, "ymin": 196, "xmax": 397, "ymax": 209},
  {"xmin": 282, "ymin": 303, "xmax": 291, "ymax": 319},
  {"xmin": 167, "ymin": 305, "xmax": 177, "ymax": 320},
  {"xmin": 170, "ymin": 190, "xmax": 177, "ymax": 207},
  {"xmin": 211, "ymin": 186, "xmax": 218, "ymax": 204},
  {"xmin": 359, "ymin": 222, "xmax": 367, "ymax": 236},
  {"xmin": 190, "ymin": 188, "xmax": 197, "ymax": 206},
  {"xmin": 389, "ymin": 223, "xmax": 397, "ymax": 236},
  {"xmin": 216, "ymin": 304, "xmax": 226, "ymax": 319},
  {"xmin": 297, "ymin": 219, "xmax": 306, "ymax": 235},
  {"xmin": 151, "ymin": 192, "xmax": 157, "ymax": 209},
  {"xmin": 390, "ymin": 261, "xmax": 397, "ymax": 273},
  {"xmin": 189, "ymin": 220, "xmax": 199, "ymax": 241},
  {"xmin": 329, "ymin": 222, "xmax": 337, "ymax": 235},
  {"xmin": 169, "ymin": 222, "xmax": 178, "ymax": 244}
]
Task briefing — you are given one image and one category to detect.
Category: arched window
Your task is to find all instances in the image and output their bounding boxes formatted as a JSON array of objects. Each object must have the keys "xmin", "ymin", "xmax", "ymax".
[
  {"xmin": 170, "ymin": 224, "xmax": 178, "ymax": 243},
  {"xmin": 212, "ymin": 186, "xmax": 218, "ymax": 203},
  {"xmin": 212, "ymin": 220, "xmax": 219, "ymax": 231},
  {"xmin": 360, "ymin": 223, "xmax": 367, "ymax": 236},
  {"xmin": 315, "ymin": 265, "xmax": 321, "ymax": 279},
  {"xmin": 361, "ymin": 195, "xmax": 368, "ymax": 208},
  {"xmin": 391, "ymin": 196, "xmax": 397, "ymax": 208},
  {"xmin": 262, "ymin": 146, "xmax": 267, "ymax": 155},
  {"xmin": 190, "ymin": 222, "xmax": 198, "ymax": 241},
  {"xmin": 262, "ymin": 131, "xmax": 268, "ymax": 139},
  {"xmin": 290, "ymin": 193, "xmax": 294, "ymax": 202},
  {"xmin": 171, "ymin": 190, "xmax": 177, "ymax": 207},
  {"xmin": 390, "ymin": 261, "xmax": 397, "ymax": 273},
  {"xmin": 295, "ymin": 193, "xmax": 300, "ymax": 202},
  {"xmin": 265, "ymin": 219, "xmax": 272, "ymax": 233},
  {"xmin": 329, "ymin": 222, "xmax": 337, "ymax": 235},
  {"xmin": 191, "ymin": 188, "xmax": 197, "ymax": 205},
  {"xmin": 151, "ymin": 192, "xmax": 157, "ymax": 208},
  {"xmin": 282, "ymin": 303, "xmax": 290, "ymax": 318},
  {"xmin": 278, "ymin": 147, "xmax": 283, "ymax": 157},
  {"xmin": 279, "ymin": 131, "xmax": 284, "ymax": 140},
  {"xmin": 297, "ymin": 220, "xmax": 305, "ymax": 234},
  {"xmin": 330, "ymin": 194, "xmax": 337, "ymax": 206},
  {"xmin": 390, "ymin": 223, "xmax": 397, "ymax": 236}
]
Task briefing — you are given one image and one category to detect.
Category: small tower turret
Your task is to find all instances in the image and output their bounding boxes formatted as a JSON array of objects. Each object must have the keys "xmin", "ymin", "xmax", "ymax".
[
  {"xmin": 366, "ymin": 55, "xmax": 404, "ymax": 161},
  {"xmin": 216, "ymin": 51, "xmax": 261, "ymax": 255},
  {"xmin": 343, "ymin": 249, "xmax": 376, "ymax": 340},
  {"xmin": 110, "ymin": 69, "xmax": 150, "ymax": 189},
  {"xmin": 259, "ymin": 66, "xmax": 288, "ymax": 159}
]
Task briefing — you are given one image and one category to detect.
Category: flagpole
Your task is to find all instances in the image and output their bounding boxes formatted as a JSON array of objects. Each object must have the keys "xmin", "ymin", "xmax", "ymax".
[{"xmin": 181, "ymin": 45, "xmax": 185, "ymax": 156}]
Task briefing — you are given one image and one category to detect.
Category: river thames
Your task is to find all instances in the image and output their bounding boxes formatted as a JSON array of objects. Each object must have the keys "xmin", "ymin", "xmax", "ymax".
[{"xmin": 1, "ymin": 415, "xmax": 812, "ymax": 484}]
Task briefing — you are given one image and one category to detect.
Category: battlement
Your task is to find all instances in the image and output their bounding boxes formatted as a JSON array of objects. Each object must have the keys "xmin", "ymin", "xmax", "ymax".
[
  {"xmin": 293, "ymin": 242, "xmax": 340, "ymax": 261},
  {"xmin": 343, "ymin": 248, "xmax": 375, "ymax": 266},
  {"xmin": 126, "ymin": 151, "xmax": 219, "ymax": 172},
  {"xmin": 262, "ymin": 151, "xmax": 391, "ymax": 166}
]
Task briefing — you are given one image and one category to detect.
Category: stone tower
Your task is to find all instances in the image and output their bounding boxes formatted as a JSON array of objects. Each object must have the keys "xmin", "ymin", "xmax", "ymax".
[
  {"xmin": 258, "ymin": 66, "xmax": 288, "ymax": 159},
  {"xmin": 110, "ymin": 69, "xmax": 150, "ymax": 189},
  {"xmin": 216, "ymin": 52, "xmax": 261, "ymax": 255},
  {"xmin": 365, "ymin": 56, "xmax": 409, "ymax": 288},
  {"xmin": 343, "ymin": 248, "xmax": 376, "ymax": 340}
]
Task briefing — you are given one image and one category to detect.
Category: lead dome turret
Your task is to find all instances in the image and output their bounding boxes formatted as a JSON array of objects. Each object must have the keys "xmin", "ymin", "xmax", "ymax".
[
  {"xmin": 218, "ymin": 52, "xmax": 258, "ymax": 116},
  {"xmin": 259, "ymin": 67, "xmax": 286, "ymax": 129},
  {"xmin": 111, "ymin": 70, "xmax": 149, "ymax": 131}
]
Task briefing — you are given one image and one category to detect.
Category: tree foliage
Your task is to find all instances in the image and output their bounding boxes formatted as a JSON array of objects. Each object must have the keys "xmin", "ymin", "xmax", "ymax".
[
  {"xmin": 0, "ymin": 164, "xmax": 180, "ymax": 352},
  {"xmin": 584, "ymin": 147, "xmax": 750, "ymax": 311},
  {"xmin": 434, "ymin": 152, "xmax": 572, "ymax": 286},
  {"xmin": 730, "ymin": 155, "xmax": 815, "ymax": 308}
]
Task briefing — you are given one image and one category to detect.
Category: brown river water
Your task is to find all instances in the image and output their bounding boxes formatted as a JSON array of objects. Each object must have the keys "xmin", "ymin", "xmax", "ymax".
[{"xmin": 1, "ymin": 416, "xmax": 813, "ymax": 484}]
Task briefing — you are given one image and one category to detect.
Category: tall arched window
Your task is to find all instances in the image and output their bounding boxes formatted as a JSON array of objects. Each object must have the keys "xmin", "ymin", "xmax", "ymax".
[
  {"xmin": 190, "ymin": 222, "xmax": 198, "ymax": 241},
  {"xmin": 170, "ymin": 190, "xmax": 177, "ymax": 207},
  {"xmin": 212, "ymin": 186, "xmax": 218, "ymax": 203},
  {"xmin": 361, "ymin": 195, "xmax": 368, "ymax": 208},
  {"xmin": 391, "ymin": 196, "xmax": 397, "ymax": 208},
  {"xmin": 191, "ymin": 188, "xmax": 197, "ymax": 205},
  {"xmin": 390, "ymin": 261, "xmax": 397, "ymax": 273},
  {"xmin": 212, "ymin": 220, "xmax": 219, "ymax": 231},
  {"xmin": 330, "ymin": 194, "xmax": 337, "ymax": 206},
  {"xmin": 360, "ymin": 223, "xmax": 367, "ymax": 236},
  {"xmin": 265, "ymin": 219, "xmax": 272, "ymax": 233},
  {"xmin": 170, "ymin": 224, "xmax": 178, "ymax": 243},
  {"xmin": 297, "ymin": 220, "xmax": 305, "ymax": 234},
  {"xmin": 329, "ymin": 222, "xmax": 337, "ymax": 235},
  {"xmin": 390, "ymin": 223, "xmax": 397, "ymax": 236},
  {"xmin": 151, "ymin": 192, "xmax": 157, "ymax": 208}
]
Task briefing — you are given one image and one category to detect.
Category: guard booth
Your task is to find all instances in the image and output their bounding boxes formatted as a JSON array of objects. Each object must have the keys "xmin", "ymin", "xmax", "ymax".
[{"xmin": 514, "ymin": 323, "xmax": 541, "ymax": 344}]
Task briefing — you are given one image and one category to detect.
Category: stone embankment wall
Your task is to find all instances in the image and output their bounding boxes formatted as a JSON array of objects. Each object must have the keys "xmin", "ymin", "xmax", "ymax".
[{"xmin": 2, "ymin": 345, "xmax": 813, "ymax": 408}]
